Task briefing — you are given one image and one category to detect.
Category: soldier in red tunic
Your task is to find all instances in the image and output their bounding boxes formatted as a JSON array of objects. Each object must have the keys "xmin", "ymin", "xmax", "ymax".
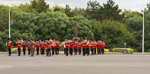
[
  {"xmin": 78, "ymin": 40, "xmax": 82, "ymax": 55},
  {"xmin": 86, "ymin": 38, "xmax": 91, "ymax": 55},
  {"xmin": 55, "ymin": 39, "xmax": 60, "ymax": 55},
  {"xmin": 73, "ymin": 39, "xmax": 79, "ymax": 55},
  {"xmin": 51, "ymin": 38, "xmax": 56, "ymax": 55},
  {"xmin": 22, "ymin": 39, "xmax": 27, "ymax": 55},
  {"xmin": 27, "ymin": 40, "xmax": 30, "ymax": 55},
  {"xmin": 97, "ymin": 39, "xmax": 102, "ymax": 54},
  {"xmin": 46, "ymin": 38, "xmax": 52, "ymax": 57},
  {"xmin": 65, "ymin": 39, "xmax": 70, "ymax": 56},
  {"xmin": 36, "ymin": 40, "xmax": 40, "ymax": 55},
  {"xmin": 16, "ymin": 39, "xmax": 22, "ymax": 56},
  {"xmin": 93, "ymin": 39, "xmax": 97, "ymax": 55},
  {"xmin": 69, "ymin": 39, "xmax": 74, "ymax": 55},
  {"xmin": 101, "ymin": 39, "xmax": 106, "ymax": 54},
  {"xmin": 82, "ymin": 39, "xmax": 87, "ymax": 56},
  {"xmin": 40, "ymin": 39, "xmax": 45, "ymax": 55},
  {"xmin": 6, "ymin": 38, "xmax": 13, "ymax": 56},
  {"xmin": 90, "ymin": 40, "xmax": 95, "ymax": 55}
]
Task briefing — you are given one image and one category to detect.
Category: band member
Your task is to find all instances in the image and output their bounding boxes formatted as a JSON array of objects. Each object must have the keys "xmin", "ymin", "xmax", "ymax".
[
  {"xmin": 78, "ymin": 40, "xmax": 82, "ymax": 55},
  {"xmin": 40, "ymin": 39, "xmax": 45, "ymax": 55},
  {"xmin": 16, "ymin": 39, "xmax": 22, "ymax": 56},
  {"xmin": 90, "ymin": 41, "xmax": 95, "ymax": 55},
  {"xmin": 65, "ymin": 39, "xmax": 70, "ymax": 56},
  {"xmin": 36, "ymin": 40, "xmax": 40, "ymax": 55},
  {"xmin": 51, "ymin": 38, "xmax": 56, "ymax": 55},
  {"xmin": 97, "ymin": 39, "xmax": 102, "ymax": 54},
  {"xmin": 63, "ymin": 39, "xmax": 68, "ymax": 55},
  {"xmin": 82, "ymin": 39, "xmax": 87, "ymax": 56},
  {"xmin": 22, "ymin": 39, "xmax": 27, "ymax": 55},
  {"xmin": 101, "ymin": 39, "xmax": 105, "ymax": 54},
  {"xmin": 93, "ymin": 39, "xmax": 97, "ymax": 55},
  {"xmin": 6, "ymin": 38, "xmax": 13, "ymax": 56},
  {"xmin": 69, "ymin": 39, "xmax": 74, "ymax": 55},
  {"xmin": 55, "ymin": 39, "xmax": 60, "ymax": 55},
  {"xmin": 61, "ymin": 39, "xmax": 66, "ymax": 55},
  {"xmin": 73, "ymin": 39, "xmax": 78, "ymax": 55},
  {"xmin": 46, "ymin": 38, "xmax": 52, "ymax": 57},
  {"xmin": 86, "ymin": 38, "xmax": 90, "ymax": 55},
  {"xmin": 27, "ymin": 40, "xmax": 30, "ymax": 55},
  {"xmin": 30, "ymin": 39, "xmax": 35, "ymax": 57}
]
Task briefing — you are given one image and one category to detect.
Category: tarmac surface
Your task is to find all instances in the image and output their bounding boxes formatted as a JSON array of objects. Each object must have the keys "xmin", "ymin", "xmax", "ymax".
[{"xmin": 0, "ymin": 52, "xmax": 150, "ymax": 74}]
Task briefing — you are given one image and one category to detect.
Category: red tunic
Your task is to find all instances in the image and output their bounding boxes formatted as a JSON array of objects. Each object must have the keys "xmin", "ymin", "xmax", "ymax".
[
  {"xmin": 47, "ymin": 41, "xmax": 52, "ymax": 49},
  {"xmin": 55, "ymin": 41, "xmax": 60, "ymax": 48},
  {"xmin": 65, "ymin": 41, "xmax": 70, "ymax": 49},
  {"xmin": 78, "ymin": 43, "xmax": 82, "ymax": 49},
  {"xmin": 16, "ymin": 42, "xmax": 22, "ymax": 49},
  {"xmin": 40, "ymin": 43, "xmax": 45, "ymax": 49},
  {"xmin": 36, "ymin": 43, "xmax": 41, "ymax": 49},
  {"xmin": 101, "ymin": 42, "xmax": 106, "ymax": 49},
  {"xmin": 86, "ymin": 40, "xmax": 91, "ymax": 48},
  {"xmin": 82, "ymin": 42, "xmax": 87, "ymax": 48},
  {"xmin": 51, "ymin": 41, "xmax": 56, "ymax": 49},
  {"xmin": 28, "ymin": 45, "xmax": 30, "ymax": 49},
  {"xmin": 7, "ymin": 41, "xmax": 13, "ymax": 49},
  {"xmin": 73, "ymin": 41, "xmax": 79, "ymax": 49},
  {"xmin": 91, "ymin": 42, "xmax": 95, "ymax": 49},
  {"xmin": 97, "ymin": 42, "xmax": 101, "ymax": 49},
  {"xmin": 22, "ymin": 41, "xmax": 27, "ymax": 49}
]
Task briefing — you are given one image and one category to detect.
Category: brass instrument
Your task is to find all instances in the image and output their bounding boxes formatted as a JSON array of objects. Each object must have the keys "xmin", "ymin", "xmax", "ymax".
[
  {"xmin": 51, "ymin": 41, "xmax": 56, "ymax": 47},
  {"xmin": 36, "ymin": 41, "xmax": 39, "ymax": 47}
]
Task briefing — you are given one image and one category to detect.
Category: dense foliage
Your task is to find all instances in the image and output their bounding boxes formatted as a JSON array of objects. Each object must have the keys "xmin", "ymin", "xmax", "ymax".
[{"xmin": 0, "ymin": 0, "xmax": 150, "ymax": 52}]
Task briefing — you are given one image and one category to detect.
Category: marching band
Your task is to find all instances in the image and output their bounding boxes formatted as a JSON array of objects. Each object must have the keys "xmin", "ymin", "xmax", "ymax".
[{"xmin": 6, "ymin": 38, "xmax": 106, "ymax": 57}]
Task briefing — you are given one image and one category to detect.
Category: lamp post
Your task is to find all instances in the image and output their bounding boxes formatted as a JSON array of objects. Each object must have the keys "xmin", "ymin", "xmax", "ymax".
[{"xmin": 142, "ymin": 5, "xmax": 145, "ymax": 53}]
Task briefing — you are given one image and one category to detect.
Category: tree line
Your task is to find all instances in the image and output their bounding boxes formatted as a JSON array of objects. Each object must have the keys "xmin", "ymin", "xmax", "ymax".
[{"xmin": 0, "ymin": 0, "xmax": 150, "ymax": 52}]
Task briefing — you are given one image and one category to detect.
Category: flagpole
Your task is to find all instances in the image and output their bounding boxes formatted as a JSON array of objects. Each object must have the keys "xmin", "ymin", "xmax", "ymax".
[
  {"xmin": 9, "ymin": 7, "xmax": 10, "ymax": 38},
  {"xmin": 142, "ymin": 8, "xmax": 144, "ymax": 53}
]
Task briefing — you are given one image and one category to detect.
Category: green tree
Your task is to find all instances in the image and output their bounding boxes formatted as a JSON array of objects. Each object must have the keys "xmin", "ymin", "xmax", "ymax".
[
  {"xmin": 30, "ymin": 0, "xmax": 49, "ymax": 13},
  {"xmin": 64, "ymin": 4, "xmax": 73, "ymax": 17},
  {"xmin": 100, "ymin": 0, "xmax": 124, "ymax": 21},
  {"xmin": 53, "ymin": 4, "xmax": 64, "ymax": 12},
  {"xmin": 91, "ymin": 19, "xmax": 136, "ymax": 49},
  {"xmin": 86, "ymin": 0, "xmax": 102, "ymax": 20},
  {"xmin": 121, "ymin": 9, "xmax": 142, "ymax": 23}
]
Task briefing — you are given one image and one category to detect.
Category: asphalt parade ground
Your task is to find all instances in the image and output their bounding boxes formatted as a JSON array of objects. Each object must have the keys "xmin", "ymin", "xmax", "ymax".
[{"xmin": 0, "ymin": 52, "xmax": 150, "ymax": 74}]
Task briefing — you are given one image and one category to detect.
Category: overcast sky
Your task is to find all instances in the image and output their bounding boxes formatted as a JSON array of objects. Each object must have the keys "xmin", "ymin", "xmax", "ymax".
[{"xmin": 0, "ymin": 0, "xmax": 149, "ymax": 12}]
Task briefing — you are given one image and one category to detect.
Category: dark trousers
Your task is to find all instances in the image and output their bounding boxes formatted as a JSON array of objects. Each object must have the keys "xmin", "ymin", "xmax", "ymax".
[
  {"xmin": 47, "ymin": 49, "xmax": 51, "ymax": 56},
  {"xmin": 36, "ymin": 49, "xmax": 39, "ymax": 55},
  {"xmin": 18, "ymin": 49, "xmax": 21, "ymax": 56},
  {"xmin": 65, "ymin": 48, "xmax": 68, "ymax": 56},
  {"xmin": 55, "ymin": 48, "xmax": 59, "ymax": 55},
  {"xmin": 83, "ymin": 48, "xmax": 86, "ymax": 56},
  {"xmin": 52, "ymin": 48, "xmax": 55, "ymax": 55},
  {"xmin": 70, "ymin": 48, "xmax": 73, "ymax": 55},
  {"xmin": 23, "ymin": 49, "xmax": 26, "ymax": 55},
  {"xmin": 102, "ymin": 49, "xmax": 104, "ymax": 54},
  {"xmin": 41, "ymin": 49, "xmax": 44, "ymax": 55},
  {"xmin": 97, "ymin": 48, "xmax": 101, "ymax": 54},
  {"xmin": 94, "ymin": 48, "xmax": 96, "ymax": 55},
  {"xmin": 91, "ymin": 49, "xmax": 93, "ymax": 55},
  {"xmin": 86, "ymin": 48, "xmax": 89, "ymax": 55},
  {"xmin": 79, "ymin": 49, "xmax": 81, "ymax": 55},
  {"xmin": 28, "ymin": 49, "xmax": 30, "ymax": 55},
  {"xmin": 8, "ymin": 49, "xmax": 11, "ymax": 56},
  {"xmin": 74, "ymin": 48, "xmax": 77, "ymax": 55}
]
